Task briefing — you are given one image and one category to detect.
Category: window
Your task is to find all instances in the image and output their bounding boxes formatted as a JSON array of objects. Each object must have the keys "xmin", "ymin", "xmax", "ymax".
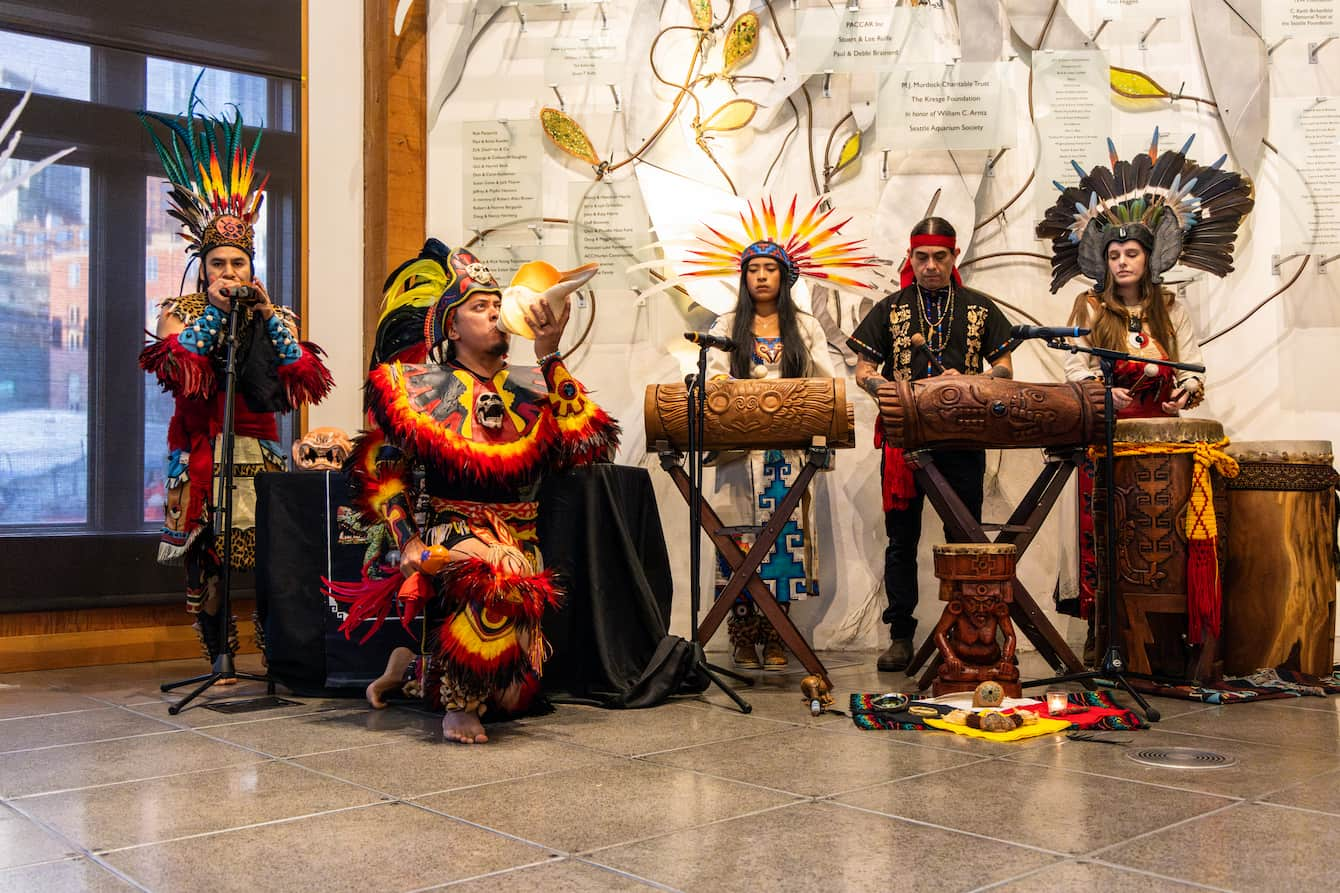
[
  {"xmin": 0, "ymin": 4, "xmax": 299, "ymax": 609},
  {"xmin": 0, "ymin": 31, "xmax": 90, "ymax": 100},
  {"xmin": 0, "ymin": 160, "xmax": 90, "ymax": 524}
]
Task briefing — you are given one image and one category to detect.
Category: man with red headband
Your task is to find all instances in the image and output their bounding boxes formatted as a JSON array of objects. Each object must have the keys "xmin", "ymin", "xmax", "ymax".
[{"xmin": 847, "ymin": 217, "xmax": 1013, "ymax": 672}]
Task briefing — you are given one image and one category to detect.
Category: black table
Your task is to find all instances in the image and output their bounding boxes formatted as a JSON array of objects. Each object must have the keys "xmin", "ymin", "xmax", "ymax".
[{"xmin": 256, "ymin": 465, "xmax": 700, "ymax": 706}]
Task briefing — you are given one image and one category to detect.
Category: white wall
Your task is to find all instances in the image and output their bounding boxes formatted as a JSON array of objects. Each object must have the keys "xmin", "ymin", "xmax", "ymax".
[
  {"xmin": 306, "ymin": 0, "xmax": 366, "ymax": 432},
  {"xmin": 306, "ymin": 1, "xmax": 1340, "ymax": 657}
]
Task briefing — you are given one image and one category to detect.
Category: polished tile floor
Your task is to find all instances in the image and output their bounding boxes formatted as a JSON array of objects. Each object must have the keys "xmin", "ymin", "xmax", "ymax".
[{"xmin": 2, "ymin": 650, "xmax": 1338, "ymax": 892}]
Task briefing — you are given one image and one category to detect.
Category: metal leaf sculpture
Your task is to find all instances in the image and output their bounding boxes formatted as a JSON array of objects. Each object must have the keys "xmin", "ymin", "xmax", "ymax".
[
  {"xmin": 832, "ymin": 131, "xmax": 861, "ymax": 176},
  {"xmin": 689, "ymin": 0, "xmax": 713, "ymax": 32},
  {"xmin": 723, "ymin": 12, "xmax": 760, "ymax": 73},
  {"xmin": 1110, "ymin": 66, "xmax": 1171, "ymax": 102},
  {"xmin": 540, "ymin": 107, "xmax": 601, "ymax": 166},
  {"xmin": 699, "ymin": 99, "xmax": 758, "ymax": 133}
]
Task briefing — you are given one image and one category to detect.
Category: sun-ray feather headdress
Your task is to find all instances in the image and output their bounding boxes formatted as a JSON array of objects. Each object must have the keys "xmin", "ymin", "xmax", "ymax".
[
  {"xmin": 138, "ymin": 72, "xmax": 270, "ymax": 258},
  {"xmin": 630, "ymin": 195, "xmax": 879, "ymax": 303},
  {"xmin": 1036, "ymin": 131, "xmax": 1254, "ymax": 293}
]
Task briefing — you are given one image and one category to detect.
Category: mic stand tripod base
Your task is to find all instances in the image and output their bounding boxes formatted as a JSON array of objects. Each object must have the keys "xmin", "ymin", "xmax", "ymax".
[
  {"xmin": 1022, "ymin": 648, "xmax": 1161, "ymax": 724},
  {"xmin": 160, "ymin": 651, "xmax": 273, "ymax": 715},
  {"xmin": 692, "ymin": 643, "xmax": 753, "ymax": 713}
]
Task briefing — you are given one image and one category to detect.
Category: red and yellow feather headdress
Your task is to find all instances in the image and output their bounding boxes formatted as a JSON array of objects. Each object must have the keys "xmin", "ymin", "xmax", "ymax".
[{"xmin": 632, "ymin": 196, "xmax": 879, "ymax": 307}]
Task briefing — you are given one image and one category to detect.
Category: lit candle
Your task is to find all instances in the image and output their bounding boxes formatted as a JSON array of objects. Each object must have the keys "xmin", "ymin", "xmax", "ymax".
[{"xmin": 1046, "ymin": 690, "xmax": 1069, "ymax": 715}]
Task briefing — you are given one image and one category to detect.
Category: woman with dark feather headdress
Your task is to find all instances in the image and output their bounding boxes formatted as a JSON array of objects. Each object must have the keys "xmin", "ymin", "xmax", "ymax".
[{"xmin": 1037, "ymin": 132, "xmax": 1253, "ymax": 632}]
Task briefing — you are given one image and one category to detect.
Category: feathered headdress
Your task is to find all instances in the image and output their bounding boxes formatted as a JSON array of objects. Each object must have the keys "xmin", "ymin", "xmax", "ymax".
[
  {"xmin": 1036, "ymin": 131, "xmax": 1254, "ymax": 294},
  {"xmin": 372, "ymin": 239, "xmax": 501, "ymax": 366},
  {"xmin": 138, "ymin": 74, "xmax": 269, "ymax": 258},
  {"xmin": 632, "ymin": 196, "xmax": 880, "ymax": 304}
]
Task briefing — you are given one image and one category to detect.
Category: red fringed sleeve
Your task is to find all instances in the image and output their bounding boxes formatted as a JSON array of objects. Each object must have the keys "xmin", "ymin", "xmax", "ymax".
[
  {"xmin": 278, "ymin": 342, "xmax": 335, "ymax": 408},
  {"xmin": 139, "ymin": 335, "xmax": 218, "ymax": 400}
]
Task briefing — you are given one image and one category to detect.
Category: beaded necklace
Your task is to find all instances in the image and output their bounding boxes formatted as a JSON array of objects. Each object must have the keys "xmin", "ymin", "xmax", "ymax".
[{"xmin": 916, "ymin": 282, "xmax": 955, "ymax": 363}]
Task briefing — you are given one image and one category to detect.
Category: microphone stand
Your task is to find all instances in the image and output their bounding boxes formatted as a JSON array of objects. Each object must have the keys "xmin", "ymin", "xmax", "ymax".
[
  {"xmin": 1021, "ymin": 339, "xmax": 1205, "ymax": 723},
  {"xmin": 160, "ymin": 298, "xmax": 270, "ymax": 713},
  {"xmin": 684, "ymin": 343, "xmax": 753, "ymax": 713}
]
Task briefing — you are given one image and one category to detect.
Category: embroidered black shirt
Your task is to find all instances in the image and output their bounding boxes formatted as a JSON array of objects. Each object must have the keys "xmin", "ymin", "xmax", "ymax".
[{"xmin": 847, "ymin": 283, "xmax": 1013, "ymax": 381}]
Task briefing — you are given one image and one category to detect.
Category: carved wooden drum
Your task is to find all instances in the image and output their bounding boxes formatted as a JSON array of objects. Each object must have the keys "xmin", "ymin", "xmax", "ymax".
[
  {"xmin": 878, "ymin": 377, "xmax": 1106, "ymax": 451},
  {"xmin": 1098, "ymin": 417, "xmax": 1229, "ymax": 682},
  {"xmin": 644, "ymin": 378, "xmax": 855, "ymax": 451},
  {"xmin": 1221, "ymin": 441, "xmax": 1338, "ymax": 677}
]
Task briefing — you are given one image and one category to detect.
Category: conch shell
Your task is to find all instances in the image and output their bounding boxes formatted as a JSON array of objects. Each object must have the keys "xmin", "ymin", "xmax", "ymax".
[{"xmin": 497, "ymin": 261, "xmax": 599, "ymax": 339}]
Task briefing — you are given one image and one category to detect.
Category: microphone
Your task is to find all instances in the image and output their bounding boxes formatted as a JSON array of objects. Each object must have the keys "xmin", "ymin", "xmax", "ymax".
[
  {"xmin": 683, "ymin": 331, "xmax": 736, "ymax": 351},
  {"xmin": 1009, "ymin": 324, "xmax": 1090, "ymax": 340},
  {"xmin": 220, "ymin": 285, "xmax": 253, "ymax": 300}
]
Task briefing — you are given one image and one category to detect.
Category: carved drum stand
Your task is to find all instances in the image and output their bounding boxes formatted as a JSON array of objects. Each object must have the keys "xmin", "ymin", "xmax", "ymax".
[{"xmin": 930, "ymin": 543, "xmax": 1022, "ymax": 698}]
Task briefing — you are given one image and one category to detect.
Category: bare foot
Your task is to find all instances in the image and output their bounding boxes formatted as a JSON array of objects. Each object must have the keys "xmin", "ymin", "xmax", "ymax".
[
  {"xmin": 442, "ymin": 710, "xmax": 488, "ymax": 744},
  {"xmin": 366, "ymin": 647, "xmax": 414, "ymax": 709},
  {"xmin": 217, "ymin": 676, "xmax": 239, "ymax": 686}
]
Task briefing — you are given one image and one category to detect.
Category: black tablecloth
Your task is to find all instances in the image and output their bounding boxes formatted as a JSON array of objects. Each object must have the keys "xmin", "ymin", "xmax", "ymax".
[
  {"xmin": 538, "ymin": 464, "xmax": 706, "ymax": 707},
  {"xmin": 255, "ymin": 470, "xmax": 421, "ymax": 695},
  {"xmin": 256, "ymin": 466, "xmax": 704, "ymax": 705}
]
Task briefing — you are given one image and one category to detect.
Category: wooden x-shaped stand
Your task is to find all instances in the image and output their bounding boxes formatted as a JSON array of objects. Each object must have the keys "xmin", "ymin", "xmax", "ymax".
[
  {"xmin": 903, "ymin": 448, "xmax": 1087, "ymax": 691},
  {"xmin": 657, "ymin": 439, "xmax": 834, "ymax": 691}
]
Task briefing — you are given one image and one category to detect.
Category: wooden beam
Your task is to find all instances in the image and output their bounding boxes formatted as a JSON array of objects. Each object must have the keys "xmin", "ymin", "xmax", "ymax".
[{"xmin": 363, "ymin": 0, "xmax": 427, "ymax": 366}]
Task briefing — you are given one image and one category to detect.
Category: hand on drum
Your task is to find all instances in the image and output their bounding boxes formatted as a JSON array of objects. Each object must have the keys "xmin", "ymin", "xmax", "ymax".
[
  {"xmin": 1111, "ymin": 387, "xmax": 1133, "ymax": 412},
  {"xmin": 1162, "ymin": 387, "xmax": 1191, "ymax": 416}
]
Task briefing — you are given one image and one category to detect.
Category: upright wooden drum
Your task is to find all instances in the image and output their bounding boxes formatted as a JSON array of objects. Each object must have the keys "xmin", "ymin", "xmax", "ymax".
[
  {"xmin": 1221, "ymin": 441, "xmax": 1338, "ymax": 677},
  {"xmin": 1096, "ymin": 417, "xmax": 1231, "ymax": 682}
]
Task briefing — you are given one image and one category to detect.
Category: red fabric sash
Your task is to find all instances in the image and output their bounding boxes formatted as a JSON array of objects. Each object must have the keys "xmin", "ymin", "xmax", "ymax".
[
  {"xmin": 899, "ymin": 233, "xmax": 964, "ymax": 289},
  {"xmin": 874, "ymin": 425, "xmax": 918, "ymax": 512}
]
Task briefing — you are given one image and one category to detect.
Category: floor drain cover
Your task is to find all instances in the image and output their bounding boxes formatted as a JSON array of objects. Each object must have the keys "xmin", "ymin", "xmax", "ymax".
[{"xmin": 1126, "ymin": 747, "xmax": 1237, "ymax": 769}]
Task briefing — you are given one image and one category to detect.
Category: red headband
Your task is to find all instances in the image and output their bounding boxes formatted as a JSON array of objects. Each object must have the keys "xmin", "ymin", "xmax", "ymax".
[{"xmin": 900, "ymin": 233, "xmax": 963, "ymax": 288}]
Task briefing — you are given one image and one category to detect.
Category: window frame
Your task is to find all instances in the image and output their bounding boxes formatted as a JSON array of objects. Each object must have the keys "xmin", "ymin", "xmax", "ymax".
[{"xmin": 0, "ymin": 28, "xmax": 300, "ymax": 611}]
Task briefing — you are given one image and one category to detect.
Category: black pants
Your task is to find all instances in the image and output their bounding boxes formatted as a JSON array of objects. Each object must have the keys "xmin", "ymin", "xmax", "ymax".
[{"xmin": 882, "ymin": 449, "xmax": 986, "ymax": 640}]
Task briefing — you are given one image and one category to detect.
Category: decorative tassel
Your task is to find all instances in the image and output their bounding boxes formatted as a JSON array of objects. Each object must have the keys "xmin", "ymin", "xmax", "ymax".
[
  {"xmin": 527, "ymin": 626, "xmax": 551, "ymax": 678},
  {"xmin": 323, "ymin": 572, "xmax": 427, "ymax": 643},
  {"xmin": 1186, "ymin": 537, "xmax": 1220, "ymax": 645}
]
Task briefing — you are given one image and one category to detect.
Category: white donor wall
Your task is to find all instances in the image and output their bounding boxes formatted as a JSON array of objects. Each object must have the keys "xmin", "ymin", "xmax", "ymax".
[{"xmin": 399, "ymin": 0, "xmax": 1338, "ymax": 653}]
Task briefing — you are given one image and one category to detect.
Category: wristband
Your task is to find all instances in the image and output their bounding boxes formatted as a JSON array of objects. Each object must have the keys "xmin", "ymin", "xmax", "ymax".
[
  {"xmin": 537, "ymin": 349, "xmax": 563, "ymax": 367},
  {"xmin": 265, "ymin": 312, "xmax": 302, "ymax": 363},
  {"xmin": 179, "ymin": 303, "xmax": 225, "ymax": 354}
]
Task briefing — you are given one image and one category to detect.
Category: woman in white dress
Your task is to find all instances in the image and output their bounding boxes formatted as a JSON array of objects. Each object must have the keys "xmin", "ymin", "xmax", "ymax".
[{"xmin": 706, "ymin": 240, "xmax": 835, "ymax": 670}]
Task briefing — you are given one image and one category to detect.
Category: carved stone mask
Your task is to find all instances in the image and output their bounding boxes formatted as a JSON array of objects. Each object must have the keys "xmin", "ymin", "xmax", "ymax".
[
  {"xmin": 292, "ymin": 426, "xmax": 353, "ymax": 470},
  {"xmin": 475, "ymin": 392, "xmax": 505, "ymax": 430}
]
